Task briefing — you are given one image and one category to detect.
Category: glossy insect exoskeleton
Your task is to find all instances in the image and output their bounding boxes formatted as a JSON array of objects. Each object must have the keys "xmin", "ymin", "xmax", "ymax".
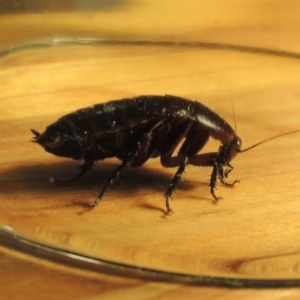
[{"xmin": 31, "ymin": 95, "xmax": 242, "ymax": 213}]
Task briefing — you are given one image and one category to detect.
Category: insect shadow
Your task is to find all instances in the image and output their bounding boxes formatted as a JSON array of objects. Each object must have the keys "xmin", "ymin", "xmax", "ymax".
[{"xmin": 0, "ymin": 160, "xmax": 207, "ymax": 210}]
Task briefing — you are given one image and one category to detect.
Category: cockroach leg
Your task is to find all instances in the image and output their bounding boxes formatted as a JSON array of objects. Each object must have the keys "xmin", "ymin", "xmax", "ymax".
[
  {"xmin": 165, "ymin": 156, "xmax": 189, "ymax": 213},
  {"xmin": 210, "ymin": 163, "xmax": 239, "ymax": 202},
  {"xmin": 224, "ymin": 163, "xmax": 233, "ymax": 178},
  {"xmin": 219, "ymin": 165, "xmax": 240, "ymax": 188},
  {"xmin": 220, "ymin": 178, "xmax": 240, "ymax": 188},
  {"xmin": 91, "ymin": 158, "xmax": 129, "ymax": 208},
  {"xmin": 54, "ymin": 160, "xmax": 94, "ymax": 184},
  {"xmin": 210, "ymin": 162, "xmax": 222, "ymax": 202},
  {"xmin": 131, "ymin": 118, "xmax": 166, "ymax": 167}
]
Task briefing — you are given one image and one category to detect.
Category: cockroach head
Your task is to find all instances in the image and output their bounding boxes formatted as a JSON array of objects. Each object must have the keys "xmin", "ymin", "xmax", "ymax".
[
  {"xmin": 228, "ymin": 136, "xmax": 242, "ymax": 162},
  {"xmin": 218, "ymin": 136, "xmax": 242, "ymax": 165}
]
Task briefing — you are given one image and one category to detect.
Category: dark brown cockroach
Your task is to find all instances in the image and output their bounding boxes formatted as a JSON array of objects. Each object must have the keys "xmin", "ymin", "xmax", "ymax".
[{"xmin": 31, "ymin": 95, "xmax": 299, "ymax": 213}]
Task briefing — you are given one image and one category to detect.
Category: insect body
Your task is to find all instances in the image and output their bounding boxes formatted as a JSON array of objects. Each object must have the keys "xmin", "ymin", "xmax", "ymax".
[{"xmin": 31, "ymin": 95, "xmax": 242, "ymax": 213}]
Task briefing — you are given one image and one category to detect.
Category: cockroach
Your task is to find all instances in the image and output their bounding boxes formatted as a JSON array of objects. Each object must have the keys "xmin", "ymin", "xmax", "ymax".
[{"xmin": 31, "ymin": 95, "xmax": 299, "ymax": 213}]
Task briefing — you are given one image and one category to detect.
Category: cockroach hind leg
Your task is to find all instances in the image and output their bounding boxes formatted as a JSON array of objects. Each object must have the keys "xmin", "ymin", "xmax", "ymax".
[{"xmin": 52, "ymin": 160, "xmax": 94, "ymax": 184}]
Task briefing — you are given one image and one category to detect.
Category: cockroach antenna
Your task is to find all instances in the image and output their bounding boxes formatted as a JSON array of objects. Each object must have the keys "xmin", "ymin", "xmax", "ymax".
[
  {"xmin": 230, "ymin": 97, "xmax": 238, "ymax": 134},
  {"xmin": 229, "ymin": 98, "xmax": 300, "ymax": 153},
  {"xmin": 237, "ymin": 129, "xmax": 300, "ymax": 153}
]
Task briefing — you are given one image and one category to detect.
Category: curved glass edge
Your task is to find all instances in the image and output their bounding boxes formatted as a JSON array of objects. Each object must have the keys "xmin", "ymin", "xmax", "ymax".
[
  {"xmin": 2, "ymin": 37, "xmax": 300, "ymax": 62},
  {"xmin": 0, "ymin": 225, "xmax": 300, "ymax": 288}
]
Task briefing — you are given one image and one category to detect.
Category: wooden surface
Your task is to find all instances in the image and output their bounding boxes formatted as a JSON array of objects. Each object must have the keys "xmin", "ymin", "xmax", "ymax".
[{"xmin": 1, "ymin": 1, "xmax": 300, "ymax": 299}]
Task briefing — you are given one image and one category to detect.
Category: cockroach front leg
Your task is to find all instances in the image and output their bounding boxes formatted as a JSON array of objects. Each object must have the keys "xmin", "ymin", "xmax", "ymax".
[
  {"xmin": 188, "ymin": 154, "xmax": 238, "ymax": 202},
  {"xmin": 210, "ymin": 161, "xmax": 221, "ymax": 202},
  {"xmin": 181, "ymin": 153, "xmax": 224, "ymax": 203},
  {"xmin": 219, "ymin": 164, "xmax": 240, "ymax": 188},
  {"xmin": 210, "ymin": 162, "xmax": 239, "ymax": 202}
]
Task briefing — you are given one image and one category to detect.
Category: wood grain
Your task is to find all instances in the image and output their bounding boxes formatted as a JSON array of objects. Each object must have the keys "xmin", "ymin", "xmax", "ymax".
[{"xmin": 1, "ymin": 1, "xmax": 300, "ymax": 299}]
